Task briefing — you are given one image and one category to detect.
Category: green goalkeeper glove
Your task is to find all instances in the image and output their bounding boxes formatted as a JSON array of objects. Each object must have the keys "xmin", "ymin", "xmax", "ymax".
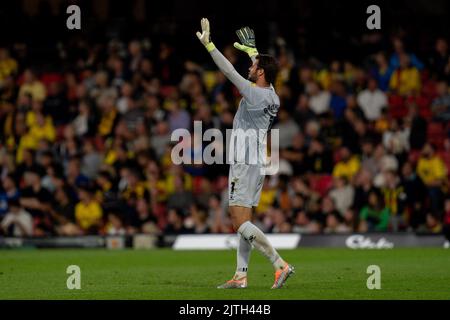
[
  {"xmin": 196, "ymin": 18, "xmax": 216, "ymax": 52},
  {"xmin": 234, "ymin": 26, "xmax": 258, "ymax": 58}
]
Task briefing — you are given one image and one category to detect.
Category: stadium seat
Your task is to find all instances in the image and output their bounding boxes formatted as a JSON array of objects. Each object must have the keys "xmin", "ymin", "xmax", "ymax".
[
  {"xmin": 41, "ymin": 73, "xmax": 64, "ymax": 87},
  {"xmin": 309, "ymin": 174, "xmax": 333, "ymax": 197},
  {"xmin": 407, "ymin": 95, "xmax": 432, "ymax": 120},
  {"xmin": 408, "ymin": 150, "xmax": 421, "ymax": 165},
  {"xmin": 388, "ymin": 95, "xmax": 408, "ymax": 119},
  {"xmin": 437, "ymin": 151, "xmax": 450, "ymax": 178},
  {"xmin": 427, "ymin": 122, "xmax": 446, "ymax": 150},
  {"xmin": 421, "ymin": 79, "xmax": 438, "ymax": 101}
]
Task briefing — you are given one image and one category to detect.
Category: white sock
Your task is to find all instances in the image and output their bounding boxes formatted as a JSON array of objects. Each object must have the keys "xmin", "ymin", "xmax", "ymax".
[
  {"xmin": 235, "ymin": 233, "xmax": 251, "ymax": 279},
  {"xmin": 238, "ymin": 221, "xmax": 286, "ymax": 271}
]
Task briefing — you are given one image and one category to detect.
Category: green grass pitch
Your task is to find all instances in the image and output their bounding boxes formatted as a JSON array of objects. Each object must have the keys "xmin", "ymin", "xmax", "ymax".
[{"xmin": 0, "ymin": 248, "xmax": 449, "ymax": 299}]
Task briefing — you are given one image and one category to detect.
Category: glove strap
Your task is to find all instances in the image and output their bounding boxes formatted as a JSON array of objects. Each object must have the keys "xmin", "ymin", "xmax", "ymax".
[
  {"xmin": 247, "ymin": 47, "xmax": 259, "ymax": 58},
  {"xmin": 205, "ymin": 42, "xmax": 216, "ymax": 52}
]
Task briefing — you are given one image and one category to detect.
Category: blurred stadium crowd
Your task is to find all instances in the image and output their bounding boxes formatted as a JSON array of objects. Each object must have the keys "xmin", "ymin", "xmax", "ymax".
[{"xmin": 1, "ymin": 28, "xmax": 450, "ymax": 238}]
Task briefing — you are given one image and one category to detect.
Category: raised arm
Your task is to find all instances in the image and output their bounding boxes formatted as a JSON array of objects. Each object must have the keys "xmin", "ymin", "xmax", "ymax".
[
  {"xmin": 196, "ymin": 18, "xmax": 255, "ymax": 102},
  {"xmin": 209, "ymin": 47, "xmax": 250, "ymax": 93}
]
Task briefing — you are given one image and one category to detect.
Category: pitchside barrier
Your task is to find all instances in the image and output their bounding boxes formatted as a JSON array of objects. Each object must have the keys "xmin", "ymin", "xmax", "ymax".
[{"xmin": 0, "ymin": 233, "xmax": 448, "ymax": 249}]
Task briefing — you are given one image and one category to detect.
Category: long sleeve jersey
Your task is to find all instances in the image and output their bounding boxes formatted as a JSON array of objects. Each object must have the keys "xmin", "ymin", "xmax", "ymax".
[{"xmin": 209, "ymin": 48, "xmax": 280, "ymax": 165}]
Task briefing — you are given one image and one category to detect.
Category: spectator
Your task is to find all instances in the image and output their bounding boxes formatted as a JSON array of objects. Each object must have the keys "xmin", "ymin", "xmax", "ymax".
[
  {"xmin": 208, "ymin": 193, "xmax": 230, "ymax": 233},
  {"xmin": 329, "ymin": 80, "xmax": 347, "ymax": 119},
  {"xmin": 167, "ymin": 175, "xmax": 193, "ymax": 214},
  {"xmin": 320, "ymin": 112, "xmax": 341, "ymax": 148},
  {"xmin": 0, "ymin": 47, "xmax": 18, "ymax": 83},
  {"xmin": 19, "ymin": 167, "xmax": 53, "ymax": 232},
  {"xmin": 305, "ymin": 81, "xmax": 331, "ymax": 115},
  {"xmin": 360, "ymin": 140, "xmax": 378, "ymax": 176},
  {"xmin": 164, "ymin": 208, "xmax": 193, "ymax": 234},
  {"xmin": 151, "ymin": 121, "xmax": 171, "ymax": 159},
  {"xmin": 281, "ymin": 133, "xmax": 307, "ymax": 176},
  {"xmin": 97, "ymin": 94, "xmax": 119, "ymax": 138},
  {"xmin": 117, "ymin": 82, "xmax": 135, "ymax": 114},
  {"xmin": 324, "ymin": 211, "xmax": 351, "ymax": 234},
  {"xmin": 332, "ymin": 146, "xmax": 361, "ymax": 182},
  {"xmin": 357, "ymin": 78, "xmax": 388, "ymax": 121},
  {"xmin": 423, "ymin": 213, "xmax": 443, "ymax": 234},
  {"xmin": 75, "ymin": 185, "xmax": 103, "ymax": 234},
  {"xmin": 306, "ymin": 199, "xmax": 326, "ymax": 231},
  {"xmin": 1, "ymin": 199, "xmax": 33, "ymax": 237},
  {"xmin": 105, "ymin": 212, "xmax": 126, "ymax": 235},
  {"xmin": 428, "ymin": 38, "xmax": 450, "ymax": 81},
  {"xmin": 273, "ymin": 108, "xmax": 301, "ymax": 149},
  {"xmin": 305, "ymin": 138, "xmax": 334, "ymax": 174},
  {"xmin": 321, "ymin": 196, "xmax": 340, "ymax": 217},
  {"xmin": 382, "ymin": 118, "xmax": 410, "ymax": 156},
  {"xmin": 389, "ymin": 53, "xmax": 421, "ymax": 96},
  {"xmin": 359, "ymin": 190, "xmax": 390, "ymax": 232},
  {"xmin": 408, "ymin": 104, "xmax": 427, "ymax": 150},
  {"xmin": 400, "ymin": 161, "xmax": 427, "ymax": 230},
  {"xmin": 329, "ymin": 177, "xmax": 354, "ymax": 216},
  {"xmin": 167, "ymin": 99, "xmax": 191, "ymax": 132},
  {"xmin": 339, "ymin": 109, "xmax": 361, "ymax": 153},
  {"xmin": 44, "ymin": 82, "xmax": 68, "ymax": 126},
  {"xmin": 18, "ymin": 69, "xmax": 47, "ymax": 102},
  {"xmin": 372, "ymin": 144, "xmax": 399, "ymax": 185},
  {"xmin": 28, "ymin": 112, "xmax": 56, "ymax": 143},
  {"xmin": 292, "ymin": 210, "xmax": 320, "ymax": 234},
  {"xmin": 50, "ymin": 186, "xmax": 80, "ymax": 236},
  {"xmin": 381, "ymin": 170, "xmax": 408, "ymax": 231},
  {"xmin": 41, "ymin": 162, "xmax": 62, "ymax": 193},
  {"xmin": 190, "ymin": 204, "xmax": 210, "ymax": 234},
  {"xmin": 129, "ymin": 197, "xmax": 159, "ymax": 234},
  {"xmin": 72, "ymin": 100, "xmax": 97, "ymax": 137},
  {"xmin": 431, "ymin": 81, "xmax": 450, "ymax": 122},
  {"xmin": 81, "ymin": 140, "xmax": 103, "ymax": 179},
  {"xmin": 270, "ymin": 208, "xmax": 292, "ymax": 233},
  {"xmin": 389, "ymin": 37, "xmax": 424, "ymax": 71},
  {"xmin": 66, "ymin": 157, "xmax": 89, "ymax": 188},
  {"xmin": 416, "ymin": 143, "xmax": 447, "ymax": 214},
  {"xmin": 127, "ymin": 40, "xmax": 143, "ymax": 73},
  {"xmin": 372, "ymin": 52, "xmax": 393, "ymax": 92},
  {"xmin": 352, "ymin": 169, "xmax": 377, "ymax": 213},
  {"xmin": 0, "ymin": 174, "xmax": 20, "ymax": 217}
]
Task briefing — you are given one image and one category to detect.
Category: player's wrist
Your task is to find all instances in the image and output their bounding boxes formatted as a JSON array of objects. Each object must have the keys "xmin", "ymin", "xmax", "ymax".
[
  {"xmin": 205, "ymin": 42, "xmax": 216, "ymax": 52},
  {"xmin": 247, "ymin": 47, "xmax": 258, "ymax": 58}
]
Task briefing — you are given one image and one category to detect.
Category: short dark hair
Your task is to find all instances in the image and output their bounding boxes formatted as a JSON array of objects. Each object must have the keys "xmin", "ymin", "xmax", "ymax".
[{"xmin": 256, "ymin": 54, "xmax": 278, "ymax": 85}]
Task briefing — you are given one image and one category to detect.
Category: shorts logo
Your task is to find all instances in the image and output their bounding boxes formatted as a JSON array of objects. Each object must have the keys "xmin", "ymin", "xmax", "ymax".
[
  {"xmin": 230, "ymin": 178, "xmax": 238, "ymax": 200},
  {"xmin": 247, "ymin": 235, "xmax": 256, "ymax": 243}
]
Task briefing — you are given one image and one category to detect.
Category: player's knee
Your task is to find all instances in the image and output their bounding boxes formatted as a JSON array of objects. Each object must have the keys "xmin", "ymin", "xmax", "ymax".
[
  {"xmin": 229, "ymin": 210, "xmax": 251, "ymax": 230},
  {"xmin": 231, "ymin": 218, "xmax": 244, "ymax": 231}
]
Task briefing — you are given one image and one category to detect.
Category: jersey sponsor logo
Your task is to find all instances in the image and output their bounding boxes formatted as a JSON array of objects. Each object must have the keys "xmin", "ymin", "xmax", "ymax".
[
  {"xmin": 264, "ymin": 104, "xmax": 279, "ymax": 130},
  {"xmin": 263, "ymin": 104, "xmax": 279, "ymax": 116}
]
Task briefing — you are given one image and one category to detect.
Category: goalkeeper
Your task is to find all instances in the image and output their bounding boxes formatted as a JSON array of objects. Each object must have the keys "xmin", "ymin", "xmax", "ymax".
[{"xmin": 196, "ymin": 18, "xmax": 294, "ymax": 289}]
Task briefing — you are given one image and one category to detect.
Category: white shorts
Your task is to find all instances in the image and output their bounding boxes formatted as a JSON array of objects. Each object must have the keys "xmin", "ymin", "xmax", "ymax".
[{"xmin": 228, "ymin": 164, "xmax": 265, "ymax": 208}]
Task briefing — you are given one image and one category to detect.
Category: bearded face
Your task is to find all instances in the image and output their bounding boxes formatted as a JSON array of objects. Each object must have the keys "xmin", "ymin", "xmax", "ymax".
[{"xmin": 247, "ymin": 60, "xmax": 260, "ymax": 82}]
